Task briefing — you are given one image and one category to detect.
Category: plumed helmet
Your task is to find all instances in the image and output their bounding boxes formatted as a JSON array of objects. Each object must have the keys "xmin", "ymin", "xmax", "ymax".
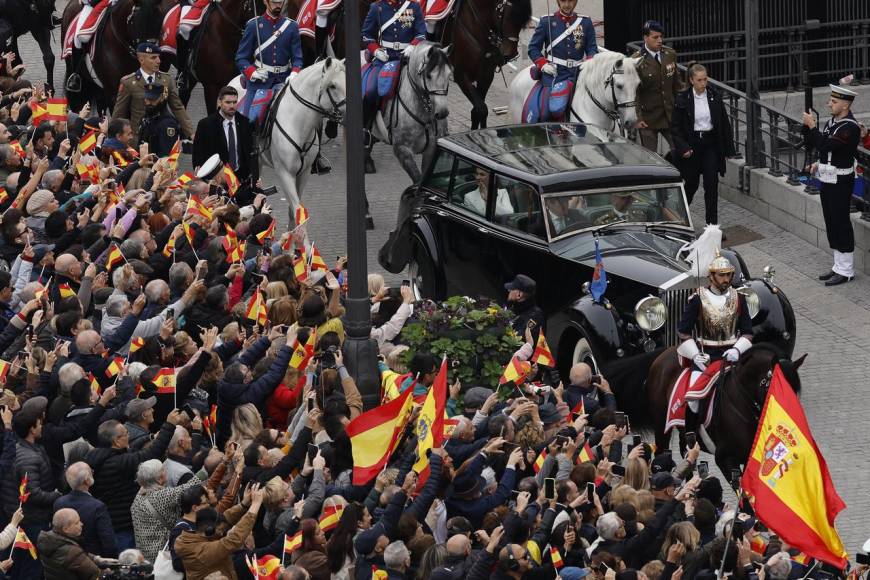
[{"xmin": 708, "ymin": 253, "xmax": 734, "ymax": 274}]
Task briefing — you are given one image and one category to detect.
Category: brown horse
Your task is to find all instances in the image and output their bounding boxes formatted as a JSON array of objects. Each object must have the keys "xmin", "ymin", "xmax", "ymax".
[
  {"xmin": 439, "ymin": 0, "xmax": 531, "ymax": 129},
  {"xmin": 645, "ymin": 343, "xmax": 806, "ymax": 477},
  {"xmin": 177, "ymin": 0, "xmax": 255, "ymax": 113},
  {"xmin": 61, "ymin": 0, "xmax": 168, "ymax": 112}
]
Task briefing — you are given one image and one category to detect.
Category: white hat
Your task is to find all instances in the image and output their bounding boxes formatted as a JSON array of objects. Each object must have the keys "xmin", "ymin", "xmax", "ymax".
[
  {"xmin": 829, "ymin": 84, "xmax": 857, "ymax": 101},
  {"xmin": 196, "ymin": 153, "xmax": 223, "ymax": 181}
]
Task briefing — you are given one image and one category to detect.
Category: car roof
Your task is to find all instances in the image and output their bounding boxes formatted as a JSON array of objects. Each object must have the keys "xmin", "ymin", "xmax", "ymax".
[{"xmin": 439, "ymin": 123, "xmax": 677, "ymax": 184}]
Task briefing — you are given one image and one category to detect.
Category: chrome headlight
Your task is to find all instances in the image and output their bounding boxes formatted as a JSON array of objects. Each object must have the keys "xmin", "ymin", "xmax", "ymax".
[
  {"xmin": 737, "ymin": 286, "xmax": 760, "ymax": 319},
  {"xmin": 634, "ymin": 296, "xmax": 667, "ymax": 332}
]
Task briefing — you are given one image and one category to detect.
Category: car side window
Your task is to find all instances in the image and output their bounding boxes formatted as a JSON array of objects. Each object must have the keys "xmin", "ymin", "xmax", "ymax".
[
  {"xmin": 492, "ymin": 175, "xmax": 544, "ymax": 238},
  {"xmin": 421, "ymin": 150, "xmax": 455, "ymax": 196},
  {"xmin": 451, "ymin": 160, "xmax": 489, "ymax": 217}
]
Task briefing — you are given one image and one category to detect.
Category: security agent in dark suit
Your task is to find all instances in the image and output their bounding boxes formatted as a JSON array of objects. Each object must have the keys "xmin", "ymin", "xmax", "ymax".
[
  {"xmin": 670, "ymin": 63, "xmax": 735, "ymax": 227},
  {"xmin": 192, "ymin": 85, "xmax": 259, "ymax": 205},
  {"xmin": 138, "ymin": 82, "xmax": 181, "ymax": 157}
]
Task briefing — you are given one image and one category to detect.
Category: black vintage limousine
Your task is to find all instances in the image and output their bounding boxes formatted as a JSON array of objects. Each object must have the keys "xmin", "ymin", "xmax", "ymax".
[{"xmin": 379, "ymin": 123, "xmax": 796, "ymax": 378}]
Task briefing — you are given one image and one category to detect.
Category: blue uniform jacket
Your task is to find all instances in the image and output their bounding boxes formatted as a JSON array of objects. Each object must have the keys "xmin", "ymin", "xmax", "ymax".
[
  {"xmin": 528, "ymin": 13, "xmax": 598, "ymax": 84},
  {"xmin": 235, "ymin": 13, "xmax": 304, "ymax": 88},
  {"xmin": 362, "ymin": 0, "xmax": 426, "ymax": 60}
]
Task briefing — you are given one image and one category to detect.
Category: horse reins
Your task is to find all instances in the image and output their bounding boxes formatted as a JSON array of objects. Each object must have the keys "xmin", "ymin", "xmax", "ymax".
[
  {"xmin": 453, "ymin": 0, "xmax": 517, "ymax": 66},
  {"xmin": 389, "ymin": 51, "xmax": 449, "ymax": 149},
  {"xmin": 583, "ymin": 61, "xmax": 637, "ymax": 136}
]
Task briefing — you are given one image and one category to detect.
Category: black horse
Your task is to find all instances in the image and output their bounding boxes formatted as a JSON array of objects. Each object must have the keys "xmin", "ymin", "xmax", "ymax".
[
  {"xmin": 645, "ymin": 343, "xmax": 807, "ymax": 476},
  {"xmin": 2, "ymin": 0, "xmax": 56, "ymax": 87}
]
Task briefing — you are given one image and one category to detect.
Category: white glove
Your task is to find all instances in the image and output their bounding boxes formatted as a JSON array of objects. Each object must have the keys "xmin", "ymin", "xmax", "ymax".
[
  {"xmin": 541, "ymin": 63, "xmax": 557, "ymax": 76},
  {"xmin": 724, "ymin": 348, "xmax": 740, "ymax": 363},
  {"xmin": 402, "ymin": 44, "xmax": 414, "ymax": 57},
  {"xmin": 250, "ymin": 68, "xmax": 269, "ymax": 82},
  {"xmin": 374, "ymin": 48, "xmax": 389, "ymax": 62},
  {"xmin": 289, "ymin": 71, "xmax": 298, "ymax": 81},
  {"xmin": 692, "ymin": 353, "xmax": 710, "ymax": 370}
]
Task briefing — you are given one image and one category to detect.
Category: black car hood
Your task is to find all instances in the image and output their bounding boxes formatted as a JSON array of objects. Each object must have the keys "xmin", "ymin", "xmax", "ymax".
[{"xmin": 550, "ymin": 231, "xmax": 692, "ymax": 288}]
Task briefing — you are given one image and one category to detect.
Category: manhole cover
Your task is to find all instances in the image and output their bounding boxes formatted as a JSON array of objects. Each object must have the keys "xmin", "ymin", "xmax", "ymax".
[{"xmin": 722, "ymin": 224, "xmax": 764, "ymax": 247}]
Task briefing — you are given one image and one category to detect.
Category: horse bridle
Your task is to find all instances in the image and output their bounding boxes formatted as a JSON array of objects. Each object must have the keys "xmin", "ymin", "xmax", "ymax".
[
  {"xmin": 456, "ymin": 0, "xmax": 518, "ymax": 65},
  {"xmin": 584, "ymin": 61, "xmax": 637, "ymax": 135},
  {"xmin": 289, "ymin": 74, "xmax": 346, "ymax": 126},
  {"xmin": 389, "ymin": 51, "xmax": 449, "ymax": 149}
]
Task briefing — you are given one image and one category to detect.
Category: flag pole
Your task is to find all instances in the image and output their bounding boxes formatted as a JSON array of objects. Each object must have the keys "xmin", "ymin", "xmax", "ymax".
[{"xmin": 716, "ymin": 492, "xmax": 742, "ymax": 580}]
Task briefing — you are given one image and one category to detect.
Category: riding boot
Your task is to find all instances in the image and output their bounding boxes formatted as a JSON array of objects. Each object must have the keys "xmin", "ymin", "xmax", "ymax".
[
  {"xmin": 363, "ymin": 107, "xmax": 377, "ymax": 174},
  {"xmin": 314, "ymin": 25, "xmax": 329, "ymax": 58},
  {"xmin": 364, "ymin": 190, "xmax": 374, "ymax": 230},
  {"xmin": 310, "ymin": 153, "xmax": 332, "ymax": 175},
  {"xmin": 66, "ymin": 48, "xmax": 83, "ymax": 93}
]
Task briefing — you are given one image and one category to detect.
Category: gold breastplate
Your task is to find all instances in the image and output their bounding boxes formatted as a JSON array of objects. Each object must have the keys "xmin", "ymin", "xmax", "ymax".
[{"xmin": 698, "ymin": 287, "xmax": 738, "ymax": 346}]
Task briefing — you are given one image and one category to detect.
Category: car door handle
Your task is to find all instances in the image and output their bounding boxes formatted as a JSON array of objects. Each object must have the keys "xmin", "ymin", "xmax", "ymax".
[
  {"xmin": 436, "ymin": 210, "xmax": 447, "ymax": 217},
  {"xmin": 477, "ymin": 226, "xmax": 489, "ymax": 233}
]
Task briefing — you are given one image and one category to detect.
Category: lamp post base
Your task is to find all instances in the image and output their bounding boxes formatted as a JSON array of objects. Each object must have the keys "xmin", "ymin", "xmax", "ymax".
[{"xmin": 342, "ymin": 310, "xmax": 381, "ymax": 411}]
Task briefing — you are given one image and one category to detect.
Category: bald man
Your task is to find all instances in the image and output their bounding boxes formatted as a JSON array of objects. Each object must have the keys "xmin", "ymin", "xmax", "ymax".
[
  {"xmin": 71, "ymin": 329, "xmax": 117, "ymax": 389},
  {"xmin": 564, "ymin": 362, "xmax": 618, "ymax": 417},
  {"xmin": 38, "ymin": 508, "xmax": 101, "ymax": 579},
  {"xmin": 53, "ymin": 253, "xmax": 95, "ymax": 309},
  {"xmin": 432, "ymin": 534, "xmax": 476, "ymax": 577},
  {"xmin": 54, "ymin": 462, "xmax": 119, "ymax": 557}
]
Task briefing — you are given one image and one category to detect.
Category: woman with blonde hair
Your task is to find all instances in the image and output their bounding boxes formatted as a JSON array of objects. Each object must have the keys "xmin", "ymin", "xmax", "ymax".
[
  {"xmin": 609, "ymin": 484, "xmax": 638, "ymax": 510},
  {"xmin": 660, "ymin": 521, "xmax": 701, "ymax": 560},
  {"xmin": 228, "ymin": 403, "xmax": 263, "ymax": 457},
  {"xmin": 636, "ymin": 489, "xmax": 656, "ymax": 524},
  {"xmin": 265, "ymin": 281, "xmax": 289, "ymax": 302},
  {"xmin": 623, "ymin": 457, "xmax": 651, "ymax": 491},
  {"xmin": 268, "ymin": 296, "xmax": 298, "ymax": 326}
]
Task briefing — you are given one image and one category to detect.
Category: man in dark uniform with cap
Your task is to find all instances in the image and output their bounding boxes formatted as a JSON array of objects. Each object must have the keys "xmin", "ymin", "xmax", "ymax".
[
  {"xmin": 138, "ymin": 82, "xmax": 182, "ymax": 157},
  {"xmin": 113, "ymin": 42, "xmax": 193, "ymax": 145},
  {"xmin": 505, "ymin": 274, "xmax": 545, "ymax": 336},
  {"xmin": 802, "ymin": 84, "xmax": 861, "ymax": 286}
]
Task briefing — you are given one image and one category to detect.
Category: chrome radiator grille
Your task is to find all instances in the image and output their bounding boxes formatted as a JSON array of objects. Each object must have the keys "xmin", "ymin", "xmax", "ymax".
[{"xmin": 661, "ymin": 288, "xmax": 693, "ymax": 347}]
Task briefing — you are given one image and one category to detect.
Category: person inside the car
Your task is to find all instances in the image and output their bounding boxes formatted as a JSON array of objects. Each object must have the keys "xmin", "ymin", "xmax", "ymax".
[
  {"xmin": 594, "ymin": 191, "xmax": 649, "ymax": 225},
  {"xmin": 464, "ymin": 168, "xmax": 514, "ymax": 217},
  {"xmin": 545, "ymin": 196, "xmax": 583, "ymax": 235}
]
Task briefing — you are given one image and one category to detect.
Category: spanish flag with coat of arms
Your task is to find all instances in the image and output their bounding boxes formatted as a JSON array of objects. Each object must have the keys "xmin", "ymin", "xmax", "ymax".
[
  {"xmin": 347, "ymin": 388, "xmax": 414, "ymax": 485},
  {"xmin": 741, "ymin": 364, "xmax": 847, "ymax": 569},
  {"xmin": 412, "ymin": 357, "xmax": 448, "ymax": 486}
]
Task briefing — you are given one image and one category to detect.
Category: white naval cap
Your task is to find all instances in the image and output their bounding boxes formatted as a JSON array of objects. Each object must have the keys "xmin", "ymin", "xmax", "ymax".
[
  {"xmin": 196, "ymin": 153, "xmax": 223, "ymax": 181},
  {"xmin": 829, "ymin": 84, "xmax": 857, "ymax": 102}
]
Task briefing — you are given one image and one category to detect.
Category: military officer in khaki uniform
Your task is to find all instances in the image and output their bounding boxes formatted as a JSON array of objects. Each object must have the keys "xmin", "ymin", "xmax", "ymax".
[
  {"xmin": 631, "ymin": 20, "xmax": 683, "ymax": 153},
  {"xmin": 113, "ymin": 41, "xmax": 193, "ymax": 144},
  {"xmin": 593, "ymin": 192, "xmax": 649, "ymax": 225}
]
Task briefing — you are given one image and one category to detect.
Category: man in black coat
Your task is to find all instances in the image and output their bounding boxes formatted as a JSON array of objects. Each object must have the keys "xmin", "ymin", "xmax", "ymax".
[
  {"xmin": 192, "ymin": 86, "xmax": 259, "ymax": 205},
  {"xmin": 504, "ymin": 274, "xmax": 545, "ymax": 337},
  {"xmin": 53, "ymin": 462, "xmax": 118, "ymax": 557}
]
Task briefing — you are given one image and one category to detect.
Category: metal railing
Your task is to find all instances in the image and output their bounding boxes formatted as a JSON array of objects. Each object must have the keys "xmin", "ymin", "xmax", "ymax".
[{"xmin": 626, "ymin": 19, "xmax": 870, "ymax": 91}]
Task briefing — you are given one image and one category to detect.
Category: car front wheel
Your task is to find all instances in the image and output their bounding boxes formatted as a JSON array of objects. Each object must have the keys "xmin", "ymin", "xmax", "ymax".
[
  {"xmin": 572, "ymin": 330, "xmax": 600, "ymax": 374},
  {"xmin": 408, "ymin": 236, "xmax": 438, "ymax": 301}
]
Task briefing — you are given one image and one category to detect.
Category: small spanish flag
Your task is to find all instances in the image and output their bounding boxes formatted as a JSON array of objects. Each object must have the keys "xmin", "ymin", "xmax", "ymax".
[
  {"xmin": 750, "ymin": 534, "xmax": 768, "ymax": 555},
  {"xmin": 105, "ymin": 356, "xmax": 125, "ymax": 378},
  {"xmin": 106, "ymin": 244, "xmax": 124, "ymax": 270},
  {"xmin": 223, "ymin": 164, "xmax": 239, "ymax": 197},
  {"xmin": 58, "ymin": 283, "xmax": 76, "ymax": 298},
  {"xmin": 186, "ymin": 194, "xmax": 213, "ymax": 220},
  {"xmin": 244, "ymin": 292, "xmax": 267, "ymax": 326},
  {"xmin": 309, "ymin": 245, "xmax": 328, "ymax": 271},
  {"xmin": 550, "ymin": 546, "xmax": 564, "ymax": 569},
  {"xmin": 577, "ymin": 441, "xmax": 595, "ymax": 464},
  {"xmin": 223, "ymin": 225, "xmax": 242, "ymax": 263},
  {"xmin": 531, "ymin": 332, "xmax": 555, "ymax": 367},
  {"xmin": 0, "ymin": 359, "xmax": 11, "ymax": 383},
  {"xmin": 170, "ymin": 172, "xmax": 194, "ymax": 190},
  {"xmin": 111, "ymin": 150, "xmax": 129, "ymax": 168},
  {"xmin": 372, "ymin": 566, "xmax": 388, "ymax": 579},
  {"xmin": 498, "ymin": 356, "xmax": 531, "ymax": 385},
  {"xmin": 289, "ymin": 329, "xmax": 317, "ymax": 370},
  {"xmin": 78, "ymin": 129, "xmax": 98, "ymax": 154},
  {"xmin": 283, "ymin": 531, "xmax": 302, "ymax": 554},
  {"xmin": 571, "ymin": 396, "xmax": 586, "ymax": 417},
  {"xmin": 254, "ymin": 555, "xmax": 281, "ymax": 580},
  {"xmin": 18, "ymin": 474, "xmax": 29, "ymax": 504},
  {"xmin": 13, "ymin": 527, "xmax": 36, "ymax": 559},
  {"xmin": 129, "ymin": 336, "xmax": 145, "ymax": 353},
  {"xmin": 255, "ymin": 219, "xmax": 276, "ymax": 243},
  {"xmin": 293, "ymin": 252, "xmax": 309, "ymax": 283},
  {"xmin": 533, "ymin": 448, "xmax": 548, "ymax": 474},
  {"xmin": 319, "ymin": 503, "xmax": 343, "ymax": 533},
  {"xmin": 88, "ymin": 372, "xmax": 101, "ymax": 396},
  {"xmin": 154, "ymin": 368, "xmax": 176, "ymax": 394},
  {"xmin": 46, "ymin": 97, "xmax": 68, "ymax": 122},
  {"xmin": 182, "ymin": 220, "xmax": 196, "ymax": 246},
  {"xmin": 0, "ymin": 188, "xmax": 8, "ymax": 205},
  {"xmin": 167, "ymin": 139, "xmax": 180, "ymax": 170},
  {"xmin": 209, "ymin": 404, "xmax": 217, "ymax": 427},
  {"xmin": 295, "ymin": 204, "xmax": 310, "ymax": 227},
  {"xmin": 162, "ymin": 234, "xmax": 175, "ymax": 258},
  {"xmin": 9, "ymin": 141, "xmax": 24, "ymax": 158},
  {"xmin": 30, "ymin": 101, "xmax": 47, "ymax": 125}
]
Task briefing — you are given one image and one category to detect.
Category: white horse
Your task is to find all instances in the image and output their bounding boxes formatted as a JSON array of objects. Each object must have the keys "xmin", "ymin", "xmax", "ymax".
[
  {"xmin": 231, "ymin": 58, "xmax": 347, "ymax": 227},
  {"xmin": 508, "ymin": 51, "xmax": 641, "ymax": 133},
  {"xmin": 369, "ymin": 42, "xmax": 453, "ymax": 183}
]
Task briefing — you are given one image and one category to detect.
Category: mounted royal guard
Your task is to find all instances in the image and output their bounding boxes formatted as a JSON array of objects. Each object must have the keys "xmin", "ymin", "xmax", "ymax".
[
  {"xmin": 527, "ymin": 0, "xmax": 597, "ymax": 122},
  {"xmin": 676, "ymin": 248, "xmax": 753, "ymax": 436},
  {"xmin": 360, "ymin": 0, "xmax": 426, "ymax": 161}
]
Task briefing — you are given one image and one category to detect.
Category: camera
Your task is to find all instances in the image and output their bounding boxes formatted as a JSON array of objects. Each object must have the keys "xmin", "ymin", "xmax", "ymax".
[
  {"xmin": 318, "ymin": 345, "xmax": 340, "ymax": 369},
  {"xmin": 260, "ymin": 185, "xmax": 278, "ymax": 196},
  {"xmin": 97, "ymin": 562, "xmax": 153, "ymax": 579}
]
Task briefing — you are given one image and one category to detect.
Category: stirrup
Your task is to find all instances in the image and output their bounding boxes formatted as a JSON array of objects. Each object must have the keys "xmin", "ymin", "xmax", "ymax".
[
  {"xmin": 66, "ymin": 73, "xmax": 82, "ymax": 93},
  {"xmin": 310, "ymin": 154, "xmax": 331, "ymax": 175}
]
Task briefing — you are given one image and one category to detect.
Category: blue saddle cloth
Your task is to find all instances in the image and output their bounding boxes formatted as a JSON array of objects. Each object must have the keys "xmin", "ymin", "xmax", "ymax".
[
  {"xmin": 521, "ymin": 79, "xmax": 573, "ymax": 123},
  {"xmin": 362, "ymin": 60, "xmax": 401, "ymax": 108}
]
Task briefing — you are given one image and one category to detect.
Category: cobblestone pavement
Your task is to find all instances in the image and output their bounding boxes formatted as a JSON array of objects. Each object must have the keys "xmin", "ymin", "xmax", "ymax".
[{"xmin": 31, "ymin": 7, "xmax": 870, "ymax": 553}]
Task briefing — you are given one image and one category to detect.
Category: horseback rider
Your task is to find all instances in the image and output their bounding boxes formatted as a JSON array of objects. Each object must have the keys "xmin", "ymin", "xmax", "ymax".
[
  {"xmin": 527, "ymin": 0, "xmax": 597, "ymax": 122},
  {"xmin": 66, "ymin": 0, "xmax": 106, "ymax": 92},
  {"xmin": 676, "ymin": 253, "xmax": 753, "ymax": 434},
  {"xmin": 361, "ymin": 0, "xmax": 426, "ymax": 147}
]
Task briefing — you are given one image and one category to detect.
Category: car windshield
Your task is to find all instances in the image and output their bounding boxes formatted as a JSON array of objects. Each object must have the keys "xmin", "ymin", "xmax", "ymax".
[{"xmin": 542, "ymin": 185, "xmax": 690, "ymax": 239}]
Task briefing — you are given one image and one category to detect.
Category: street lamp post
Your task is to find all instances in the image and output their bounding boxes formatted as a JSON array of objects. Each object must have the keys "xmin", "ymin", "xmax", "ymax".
[{"xmin": 341, "ymin": 0, "xmax": 381, "ymax": 410}]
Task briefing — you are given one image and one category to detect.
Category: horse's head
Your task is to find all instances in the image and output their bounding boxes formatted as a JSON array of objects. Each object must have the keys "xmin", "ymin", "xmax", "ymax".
[
  {"xmin": 492, "ymin": 0, "xmax": 531, "ymax": 62},
  {"xmin": 578, "ymin": 52, "xmax": 641, "ymax": 131},
  {"xmin": 129, "ymin": 0, "xmax": 163, "ymax": 45},
  {"xmin": 409, "ymin": 43, "xmax": 453, "ymax": 121},
  {"xmin": 316, "ymin": 57, "xmax": 347, "ymax": 123}
]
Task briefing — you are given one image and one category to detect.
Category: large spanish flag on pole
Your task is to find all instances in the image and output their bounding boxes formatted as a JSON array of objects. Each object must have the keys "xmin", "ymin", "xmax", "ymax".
[
  {"xmin": 741, "ymin": 364, "xmax": 847, "ymax": 569},
  {"xmin": 412, "ymin": 357, "xmax": 448, "ymax": 483},
  {"xmin": 347, "ymin": 388, "xmax": 414, "ymax": 485}
]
